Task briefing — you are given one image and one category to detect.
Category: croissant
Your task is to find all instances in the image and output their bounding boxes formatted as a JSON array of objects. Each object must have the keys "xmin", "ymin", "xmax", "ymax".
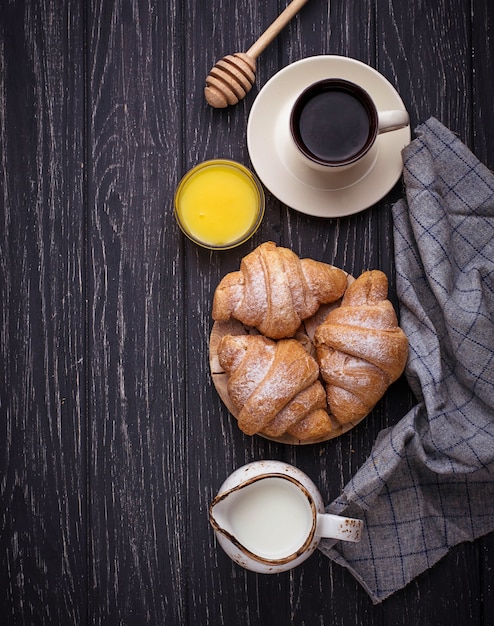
[
  {"xmin": 212, "ymin": 241, "xmax": 347, "ymax": 339},
  {"xmin": 217, "ymin": 333, "xmax": 333, "ymax": 441},
  {"xmin": 314, "ymin": 270, "xmax": 408, "ymax": 424}
]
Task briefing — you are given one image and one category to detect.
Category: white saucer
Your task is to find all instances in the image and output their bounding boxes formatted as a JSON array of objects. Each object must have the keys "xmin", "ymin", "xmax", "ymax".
[{"xmin": 247, "ymin": 56, "xmax": 411, "ymax": 218}]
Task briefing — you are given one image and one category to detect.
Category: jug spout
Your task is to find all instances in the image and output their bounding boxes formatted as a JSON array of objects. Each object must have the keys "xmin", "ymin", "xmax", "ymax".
[
  {"xmin": 209, "ymin": 488, "xmax": 243, "ymax": 540},
  {"xmin": 209, "ymin": 485, "xmax": 253, "ymax": 543}
]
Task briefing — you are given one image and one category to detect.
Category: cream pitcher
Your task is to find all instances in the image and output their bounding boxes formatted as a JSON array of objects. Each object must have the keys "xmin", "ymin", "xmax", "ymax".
[{"xmin": 209, "ymin": 460, "xmax": 363, "ymax": 574}]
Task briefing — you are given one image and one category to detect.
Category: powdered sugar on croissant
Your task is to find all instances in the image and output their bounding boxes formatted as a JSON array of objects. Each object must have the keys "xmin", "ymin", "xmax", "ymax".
[
  {"xmin": 314, "ymin": 270, "xmax": 408, "ymax": 424},
  {"xmin": 217, "ymin": 334, "xmax": 332, "ymax": 441},
  {"xmin": 212, "ymin": 242, "xmax": 347, "ymax": 339}
]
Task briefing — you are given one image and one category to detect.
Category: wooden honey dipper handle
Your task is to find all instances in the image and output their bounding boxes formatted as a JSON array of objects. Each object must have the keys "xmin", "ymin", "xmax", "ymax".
[
  {"xmin": 247, "ymin": 0, "xmax": 310, "ymax": 60},
  {"xmin": 205, "ymin": 0, "xmax": 310, "ymax": 108}
]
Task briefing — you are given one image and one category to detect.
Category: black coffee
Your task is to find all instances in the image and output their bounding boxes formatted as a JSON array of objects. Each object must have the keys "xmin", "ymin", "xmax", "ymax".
[{"xmin": 291, "ymin": 81, "xmax": 375, "ymax": 165}]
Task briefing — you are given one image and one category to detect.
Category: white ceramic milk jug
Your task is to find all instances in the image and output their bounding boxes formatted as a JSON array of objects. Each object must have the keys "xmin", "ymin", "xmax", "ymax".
[{"xmin": 209, "ymin": 460, "xmax": 363, "ymax": 574}]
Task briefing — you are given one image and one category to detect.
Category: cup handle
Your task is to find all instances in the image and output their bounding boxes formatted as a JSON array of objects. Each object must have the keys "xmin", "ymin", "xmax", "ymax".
[
  {"xmin": 377, "ymin": 109, "xmax": 409, "ymax": 134},
  {"xmin": 316, "ymin": 513, "xmax": 363, "ymax": 543}
]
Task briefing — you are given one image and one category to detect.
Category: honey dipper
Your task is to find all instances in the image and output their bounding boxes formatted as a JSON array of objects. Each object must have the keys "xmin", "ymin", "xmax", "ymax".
[{"xmin": 205, "ymin": 0, "xmax": 310, "ymax": 108}]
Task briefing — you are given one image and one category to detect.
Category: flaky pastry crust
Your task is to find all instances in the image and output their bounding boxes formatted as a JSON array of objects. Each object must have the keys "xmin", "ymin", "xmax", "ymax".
[{"xmin": 212, "ymin": 241, "xmax": 347, "ymax": 339}]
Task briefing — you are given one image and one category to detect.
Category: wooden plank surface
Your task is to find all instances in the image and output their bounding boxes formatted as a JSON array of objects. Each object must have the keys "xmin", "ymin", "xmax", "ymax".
[
  {"xmin": 86, "ymin": 1, "xmax": 185, "ymax": 623},
  {"xmin": 1, "ymin": 0, "xmax": 493, "ymax": 624},
  {"xmin": 0, "ymin": 1, "xmax": 87, "ymax": 624}
]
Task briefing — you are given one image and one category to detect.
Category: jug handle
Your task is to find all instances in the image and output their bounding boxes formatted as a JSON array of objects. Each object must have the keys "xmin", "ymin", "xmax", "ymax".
[{"xmin": 316, "ymin": 513, "xmax": 363, "ymax": 543}]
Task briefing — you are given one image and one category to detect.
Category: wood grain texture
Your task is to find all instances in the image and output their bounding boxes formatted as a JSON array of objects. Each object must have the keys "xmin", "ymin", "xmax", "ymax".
[
  {"xmin": 87, "ymin": 0, "xmax": 186, "ymax": 623},
  {"xmin": 0, "ymin": 0, "xmax": 87, "ymax": 624},
  {"xmin": 1, "ymin": 0, "xmax": 493, "ymax": 624},
  {"xmin": 472, "ymin": 0, "xmax": 494, "ymax": 169}
]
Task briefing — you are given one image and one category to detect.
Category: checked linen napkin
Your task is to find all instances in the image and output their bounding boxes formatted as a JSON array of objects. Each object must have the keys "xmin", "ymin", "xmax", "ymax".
[{"xmin": 319, "ymin": 117, "xmax": 494, "ymax": 603}]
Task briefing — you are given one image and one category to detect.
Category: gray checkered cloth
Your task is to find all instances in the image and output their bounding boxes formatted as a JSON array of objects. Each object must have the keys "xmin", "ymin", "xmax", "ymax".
[{"xmin": 319, "ymin": 117, "xmax": 494, "ymax": 604}]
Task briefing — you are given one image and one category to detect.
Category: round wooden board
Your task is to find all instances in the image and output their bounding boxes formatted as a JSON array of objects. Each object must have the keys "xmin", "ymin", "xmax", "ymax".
[{"xmin": 209, "ymin": 273, "xmax": 370, "ymax": 445}]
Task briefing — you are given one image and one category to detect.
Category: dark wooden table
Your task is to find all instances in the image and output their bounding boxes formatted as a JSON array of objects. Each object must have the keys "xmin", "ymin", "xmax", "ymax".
[{"xmin": 1, "ymin": 1, "xmax": 493, "ymax": 624}]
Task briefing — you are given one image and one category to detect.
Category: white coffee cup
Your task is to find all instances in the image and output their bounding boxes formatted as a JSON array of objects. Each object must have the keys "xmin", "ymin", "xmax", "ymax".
[
  {"xmin": 209, "ymin": 461, "xmax": 363, "ymax": 574},
  {"xmin": 290, "ymin": 78, "xmax": 409, "ymax": 172}
]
